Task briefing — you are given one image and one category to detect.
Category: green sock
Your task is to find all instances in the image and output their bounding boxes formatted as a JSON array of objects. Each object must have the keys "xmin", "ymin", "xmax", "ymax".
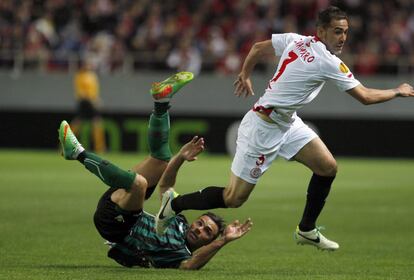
[
  {"xmin": 154, "ymin": 102, "xmax": 170, "ymax": 115},
  {"xmin": 82, "ymin": 151, "xmax": 136, "ymax": 190},
  {"xmin": 148, "ymin": 112, "xmax": 172, "ymax": 161}
]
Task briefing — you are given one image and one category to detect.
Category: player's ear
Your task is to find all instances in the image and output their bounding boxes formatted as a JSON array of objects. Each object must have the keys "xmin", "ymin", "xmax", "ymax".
[{"xmin": 316, "ymin": 26, "xmax": 326, "ymax": 39}]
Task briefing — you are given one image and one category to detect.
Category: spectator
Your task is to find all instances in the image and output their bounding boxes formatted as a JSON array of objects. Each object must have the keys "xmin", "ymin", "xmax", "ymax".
[
  {"xmin": 0, "ymin": 0, "xmax": 413, "ymax": 75},
  {"xmin": 167, "ymin": 38, "xmax": 202, "ymax": 76},
  {"xmin": 217, "ymin": 37, "xmax": 241, "ymax": 75}
]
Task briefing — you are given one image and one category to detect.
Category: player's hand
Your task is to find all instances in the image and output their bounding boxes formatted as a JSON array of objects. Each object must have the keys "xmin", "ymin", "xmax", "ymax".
[
  {"xmin": 179, "ymin": 136, "xmax": 205, "ymax": 162},
  {"xmin": 222, "ymin": 218, "xmax": 253, "ymax": 243},
  {"xmin": 396, "ymin": 83, "xmax": 414, "ymax": 97},
  {"xmin": 234, "ymin": 73, "xmax": 255, "ymax": 98}
]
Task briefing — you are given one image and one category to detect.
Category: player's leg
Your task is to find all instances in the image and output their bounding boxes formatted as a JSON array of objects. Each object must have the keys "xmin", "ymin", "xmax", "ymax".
[
  {"xmin": 170, "ymin": 149, "xmax": 259, "ymax": 212},
  {"xmin": 113, "ymin": 96, "xmax": 182, "ymax": 208},
  {"xmin": 292, "ymin": 137, "xmax": 339, "ymax": 250},
  {"xmin": 128, "ymin": 104, "xmax": 173, "ymax": 201},
  {"xmin": 222, "ymin": 173, "xmax": 255, "ymax": 207},
  {"xmin": 129, "ymin": 71, "xmax": 195, "ymax": 200},
  {"xmin": 106, "ymin": 111, "xmax": 171, "ymax": 209},
  {"xmin": 130, "ymin": 157, "xmax": 168, "ymax": 199},
  {"xmin": 155, "ymin": 179, "xmax": 232, "ymax": 235},
  {"xmin": 168, "ymin": 173, "xmax": 254, "ymax": 214},
  {"xmin": 294, "ymin": 137, "xmax": 337, "ymax": 231},
  {"xmin": 279, "ymin": 118, "xmax": 338, "ymax": 250},
  {"xmin": 58, "ymin": 120, "xmax": 147, "ymax": 211}
]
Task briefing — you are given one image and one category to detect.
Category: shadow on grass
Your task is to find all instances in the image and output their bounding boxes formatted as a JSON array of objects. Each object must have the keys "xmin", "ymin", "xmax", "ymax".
[
  {"xmin": 36, "ymin": 264, "xmax": 126, "ymax": 270},
  {"xmin": 35, "ymin": 264, "xmax": 168, "ymax": 272}
]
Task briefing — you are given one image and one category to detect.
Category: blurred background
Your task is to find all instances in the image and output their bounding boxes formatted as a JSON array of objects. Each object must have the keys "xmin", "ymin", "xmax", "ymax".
[{"xmin": 1, "ymin": 0, "xmax": 414, "ymax": 157}]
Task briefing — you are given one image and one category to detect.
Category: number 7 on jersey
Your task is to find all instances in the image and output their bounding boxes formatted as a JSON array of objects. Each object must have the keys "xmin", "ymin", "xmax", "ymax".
[{"xmin": 268, "ymin": 50, "xmax": 298, "ymax": 89}]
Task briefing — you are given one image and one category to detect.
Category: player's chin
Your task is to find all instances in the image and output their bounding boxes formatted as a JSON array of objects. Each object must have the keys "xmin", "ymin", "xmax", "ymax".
[{"xmin": 334, "ymin": 48, "xmax": 343, "ymax": 55}]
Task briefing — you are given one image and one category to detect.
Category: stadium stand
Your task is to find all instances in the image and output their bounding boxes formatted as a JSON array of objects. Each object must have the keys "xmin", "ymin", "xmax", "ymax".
[{"xmin": 0, "ymin": 0, "xmax": 413, "ymax": 75}]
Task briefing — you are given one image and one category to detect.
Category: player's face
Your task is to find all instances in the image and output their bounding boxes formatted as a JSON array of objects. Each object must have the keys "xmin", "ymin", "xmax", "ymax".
[
  {"xmin": 186, "ymin": 215, "xmax": 219, "ymax": 249},
  {"xmin": 319, "ymin": 19, "xmax": 349, "ymax": 55}
]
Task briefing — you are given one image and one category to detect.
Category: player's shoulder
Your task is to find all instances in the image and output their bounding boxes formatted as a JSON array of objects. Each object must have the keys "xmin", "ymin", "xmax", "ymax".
[
  {"xmin": 325, "ymin": 56, "xmax": 349, "ymax": 75},
  {"xmin": 309, "ymin": 40, "xmax": 330, "ymax": 57},
  {"xmin": 318, "ymin": 52, "xmax": 354, "ymax": 78},
  {"xmin": 287, "ymin": 34, "xmax": 327, "ymax": 57},
  {"xmin": 272, "ymin": 32, "xmax": 305, "ymax": 43},
  {"xmin": 315, "ymin": 46, "xmax": 344, "ymax": 69}
]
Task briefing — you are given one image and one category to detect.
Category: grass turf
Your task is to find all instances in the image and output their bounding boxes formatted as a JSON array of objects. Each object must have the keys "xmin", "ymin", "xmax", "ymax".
[{"xmin": 0, "ymin": 150, "xmax": 413, "ymax": 280}]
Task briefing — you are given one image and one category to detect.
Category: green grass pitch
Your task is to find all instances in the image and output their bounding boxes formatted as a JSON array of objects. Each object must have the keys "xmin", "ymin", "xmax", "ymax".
[{"xmin": 1, "ymin": 150, "xmax": 413, "ymax": 280}]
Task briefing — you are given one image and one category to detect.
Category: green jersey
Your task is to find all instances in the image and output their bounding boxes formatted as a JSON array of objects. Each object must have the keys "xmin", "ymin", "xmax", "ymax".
[{"xmin": 113, "ymin": 211, "xmax": 192, "ymax": 268}]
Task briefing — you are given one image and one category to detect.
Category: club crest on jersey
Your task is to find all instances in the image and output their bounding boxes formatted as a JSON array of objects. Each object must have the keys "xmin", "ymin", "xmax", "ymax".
[
  {"xmin": 339, "ymin": 62, "xmax": 349, "ymax": 73},
  {"xmin": 250, "ymin": 167, "xmax": 262, "ymax": 178}
]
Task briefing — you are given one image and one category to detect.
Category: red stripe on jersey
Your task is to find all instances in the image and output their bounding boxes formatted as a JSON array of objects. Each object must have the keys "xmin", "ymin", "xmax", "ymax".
[{"xmin": 253, "ymin": 105, "xmax": 273, "ymax": 116}]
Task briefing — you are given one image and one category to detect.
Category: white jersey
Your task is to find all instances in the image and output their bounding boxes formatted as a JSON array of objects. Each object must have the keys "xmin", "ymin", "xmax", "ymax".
[{"xmin": 254, "ymin": 33, "xmax": 360, "ymax": 126}]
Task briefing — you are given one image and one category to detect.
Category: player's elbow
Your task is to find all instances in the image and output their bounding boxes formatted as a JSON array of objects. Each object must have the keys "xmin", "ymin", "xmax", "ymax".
[
  {"xmin": 349, "ymin": 85, "xmax": 376, "ymax": 105},
  {"xmin": 358, "ymin": 95, "xmax": 374, "ymax": 105},
  {"xmin": 251, "ymin": 42, "xmax": 262, "ymax": 51},
  {"xmin": 180, "ymin": 265, "xmax": 199, "ymax": 270},
  {"xmin": 179, "ymin": 261, "xmax": 202, "ymax": 270},
  {"xmin": 251, "ymin": 41, "xmax": 269, "ymax": 57}
]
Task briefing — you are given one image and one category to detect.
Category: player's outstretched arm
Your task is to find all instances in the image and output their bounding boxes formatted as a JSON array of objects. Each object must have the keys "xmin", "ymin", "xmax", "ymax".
[
  {"xmin": 347, "ymin": 83, "xmax": 414, "ymax": 105},
  {"xmin": 179, "ymin": 218, "xmax": 253, "ymax": 270},
  {"xmin": 234, "ymin": 40, "xmax": 274, "ymax": 98},
  {"xmin": 157, "ymin": 136, "xmax": 205, "ymax": 198}
]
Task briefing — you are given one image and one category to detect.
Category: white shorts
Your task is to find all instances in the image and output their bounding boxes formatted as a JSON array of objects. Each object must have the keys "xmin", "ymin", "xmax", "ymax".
[{"xmin": 231, "ymin": 110, "xmax": 318, "ymax": 184}]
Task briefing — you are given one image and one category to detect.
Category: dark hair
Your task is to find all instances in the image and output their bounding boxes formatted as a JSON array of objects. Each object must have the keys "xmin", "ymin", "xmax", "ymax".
[
  {"xmin": 316, "ymin": 6, "xmax": 348, "ymax": 28},
  {"xmin": 202, "ymin": 212, "xmax": 226, "ymax": 237}
]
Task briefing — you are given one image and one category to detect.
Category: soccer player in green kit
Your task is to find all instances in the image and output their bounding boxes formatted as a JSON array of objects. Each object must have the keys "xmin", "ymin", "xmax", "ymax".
[{"xmin": 58, "ymin": 72, "xmax": 252, "ymax": 269}]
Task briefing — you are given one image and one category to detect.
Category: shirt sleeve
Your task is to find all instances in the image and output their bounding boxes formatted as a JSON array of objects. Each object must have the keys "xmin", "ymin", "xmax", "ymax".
[
  {"xmin": 321, "ymin": 56, "xmax": 360, "ymax": 92},
  {"xmin": 271, "ymin": 33, "xmax": 302, "ymax": 56}
]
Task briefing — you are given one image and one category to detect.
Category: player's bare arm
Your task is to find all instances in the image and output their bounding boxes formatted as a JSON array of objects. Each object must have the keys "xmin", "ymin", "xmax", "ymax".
[
  {"xmin": 157, "ymin": 136, "xmax": 205, "ymax": 196},
  {"xmin": 179, "ymin": 218, "xmax": 253, "ymax": 270},
  {"xmin": 234, "ymin": 40, "xmax": 275, "ymax": 98},
  {"xmin": 347, "ymin": 83, "xmax": 414, "ymax": 105}
]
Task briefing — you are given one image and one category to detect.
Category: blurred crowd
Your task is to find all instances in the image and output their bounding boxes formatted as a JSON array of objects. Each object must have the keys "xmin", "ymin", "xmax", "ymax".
[{"xmin": 1, "ymin": 0, "xmax": 413, "ymax": 75}]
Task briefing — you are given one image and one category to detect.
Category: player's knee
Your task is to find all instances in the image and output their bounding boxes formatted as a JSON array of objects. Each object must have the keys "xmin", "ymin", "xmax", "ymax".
[
  {"xmin": 223, "ymin": 192, "xmax": 248, "ymax": 208},
  {"xmin": 225, "ymin": 198, "xmax": 246, "ymax": 208},
  {"xmin": 319, "ymin": 159, "xmax": 338, "ymax": 177},
  {"xmin": 130, "ymin": 174, "xmax": 148, "ymax": 194}
]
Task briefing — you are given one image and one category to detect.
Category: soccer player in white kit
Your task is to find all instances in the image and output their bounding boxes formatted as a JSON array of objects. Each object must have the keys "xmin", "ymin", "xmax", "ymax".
[{"xmin": 155, "ymin": 6, "xmax": 414, "ymax": 251}]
